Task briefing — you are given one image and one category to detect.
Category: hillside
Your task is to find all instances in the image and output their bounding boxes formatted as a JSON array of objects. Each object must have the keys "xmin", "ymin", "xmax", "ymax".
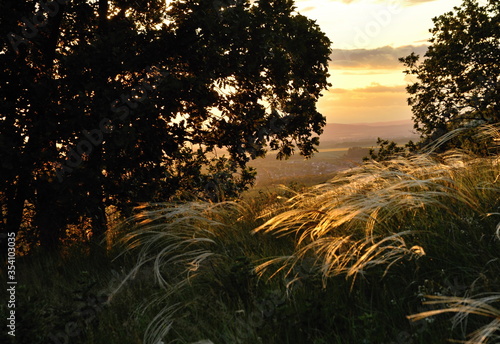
[
  {"xmin": 247, "ymin": 120, "xmax": 420, "ymax": 187},
  {"xmin": 320, "ymin": 120, "xmax": 419, "ymax": 144}
]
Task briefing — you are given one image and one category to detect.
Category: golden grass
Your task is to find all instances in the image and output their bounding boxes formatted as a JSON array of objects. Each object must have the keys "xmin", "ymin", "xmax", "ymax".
[
  {"xmin": 254, "ymin": 125, "xmax": 499, "ymax": 286},
  {"xmin": 408, "ymin": 294, "xmax": 500, "ymax": 344},
  {"xmin": 116, "ymin": 124, "xmax": 499, "ymax": 343}
]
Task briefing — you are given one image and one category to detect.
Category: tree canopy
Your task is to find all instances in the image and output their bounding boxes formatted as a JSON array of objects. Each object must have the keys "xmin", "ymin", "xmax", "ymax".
[
  {"xmin": 0, "ymin": 0, "xmax": 331, "ymax": 251},
  {"xmin": 400, "ymin": 0, "xmax": 499, "ymax": 145}
]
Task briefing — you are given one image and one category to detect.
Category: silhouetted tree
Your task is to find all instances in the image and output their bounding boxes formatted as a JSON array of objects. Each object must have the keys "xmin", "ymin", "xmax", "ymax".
[
  {"xmin": 368, "ymin": 0, "xmax": 499, "ymax": 162},
  {"xmin": 0, "ymin": 0, "xmax": 331, "ymax": 251},
  {"xmin": 400, "ymin": 0, "xmax": 499, "ymax": 146},
  {"xmin": 364, "ymin": 139, "xmax": 416, "ymax": 162}
]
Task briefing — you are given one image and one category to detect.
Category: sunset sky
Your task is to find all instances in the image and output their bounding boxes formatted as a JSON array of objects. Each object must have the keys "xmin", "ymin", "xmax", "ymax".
[{"xmin": 294, "ymin": 0, "xmax": 464, "ymax": 124}]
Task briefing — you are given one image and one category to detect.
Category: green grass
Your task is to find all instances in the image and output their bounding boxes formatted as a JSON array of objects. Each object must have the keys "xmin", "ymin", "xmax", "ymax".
[{"xmin": 2, "ymin": 125, "xmax": 499, "ymax": 344}]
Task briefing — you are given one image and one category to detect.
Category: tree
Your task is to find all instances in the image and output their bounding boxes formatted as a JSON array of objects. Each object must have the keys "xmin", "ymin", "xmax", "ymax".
[
  {"xmin": 0, "ymin": 0, "xmax": 331, "ymax": 251},
  {"xmin": 400, "ymin": 0, "xmax": 499, "ymax": 145},
  {"xmin": 364, "ymin": 139, "xmax": 416, "ymax": 162}
]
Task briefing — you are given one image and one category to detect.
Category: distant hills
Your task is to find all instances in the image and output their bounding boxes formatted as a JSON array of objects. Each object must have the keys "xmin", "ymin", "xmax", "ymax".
[
  {"xmin": 247, "ymin": 120, "xmax": 420, "ymax": 186},
  {"xmin": 319, "ymin": 120, "xmax": 419, "ymax": 147}
]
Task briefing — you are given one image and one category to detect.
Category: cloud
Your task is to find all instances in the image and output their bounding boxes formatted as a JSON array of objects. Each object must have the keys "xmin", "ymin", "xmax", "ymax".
[
  {"xmin": 339, "ymin": 71, "xmax": 400, "ymax": 75},
  {"xmin": 300, "ymin": 6, "xmax": 316, "ymax": 12},
  {"xmin": 326, "ymin": 84, "xmax": 408, "ymax": 108},
  {"xmin": 331, "ymin": 45, "xmax": 428, "ymax": 69},
  {"xmin": 320, "ymin": 99, "xmax": 412, "ymax": 123},
  {"xmin": 332, "ymin": 83, "xmax": 407, "ymax": 94},
  {"xmin": 328, "ymin": 0, "xmax": 439, "ymax": 6},
  {"xmin": 404, "ymin": 0, "xmax": 439, "ymax": 5},
  {"xmin": 318, "ymin": 83, "xmax": 412, "ymax": 123}
]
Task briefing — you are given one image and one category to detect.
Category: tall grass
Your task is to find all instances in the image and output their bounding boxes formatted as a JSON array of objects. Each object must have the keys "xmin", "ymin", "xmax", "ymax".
[
  {"xmin": 408, "ymin": 293, "xmax": 500, "ymax": 344},
  {"xmin": 113, "ymin": 125, "xmax": 499, "ymax": 343},
  {"xmin": 254, "ymin": 148, "xmax": 497, "ymax": 281},
  {"xmin": 114, "ymin": 198, "xmax": 296, "ymax": 343}
]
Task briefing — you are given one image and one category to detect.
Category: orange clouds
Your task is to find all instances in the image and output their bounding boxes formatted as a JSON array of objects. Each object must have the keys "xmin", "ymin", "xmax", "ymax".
[
  {"xmin": 331, "ymin": 45, "xmax": 428, "ymax": 69},
  {"xmin": 295, "ymin": 0, "xmax": 463, "ymax": 123},
  {"xmin": 329, "ymin": 83, "xmax": 408, "ymax": 106},
  {"xmin": 327, "ymin": 0, "xmax": 439, "ymax": 5},
  {"xmin": 319, "ymin": 82, "xmax": 413, "ymax": 123},
  {"xmin": 317, "ymin": 44, "xmax": 429, "ymax": 122}
]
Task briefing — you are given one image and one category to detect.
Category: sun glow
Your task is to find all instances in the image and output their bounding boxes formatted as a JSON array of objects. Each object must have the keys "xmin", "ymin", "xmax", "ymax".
[{"xmin": 294, "ymin": 0, "xmax": 464, "ymax": 123}]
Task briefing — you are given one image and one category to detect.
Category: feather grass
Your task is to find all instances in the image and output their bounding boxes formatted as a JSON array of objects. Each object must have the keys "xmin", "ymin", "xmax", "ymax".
[
  {"xmin": 254, "ymin": 125, "xmax": 500, "ymax": 287},
  {"xmin": 114, "ymin": 201, "xmax": 242, "ymax": 343},
  {"xmin": 408, "ymin": 293, "xmax": 500, "ymax": 344},
  {"xmin": 113, "ymin": 124, "xmax": 499, "ymax": 343}
]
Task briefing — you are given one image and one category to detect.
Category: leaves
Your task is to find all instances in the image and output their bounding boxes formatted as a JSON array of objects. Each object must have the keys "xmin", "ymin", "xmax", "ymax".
[
  {"xmin": 400, "ymin": 0, "xmax": 500, "ymax": 146},
  {"xmin": 0, "ymin": 0, "xmax": 331, "ymax": 248}
]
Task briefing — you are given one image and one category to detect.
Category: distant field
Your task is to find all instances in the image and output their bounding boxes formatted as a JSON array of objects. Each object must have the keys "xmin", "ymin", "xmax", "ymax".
[
  {"xmin": 316, "ymin": 147, "xmax": 351, "ymax": 152},
  {"xmin": 249, "ymin": 131, "xmax": 421, "ymax": 186},
  {"xmin": 214, "ymin": 126, "xmax": 419, "ymax": 191},
  {"xmin": 248, "ymin": 147, "xmax": 361, "ymax": 188}
]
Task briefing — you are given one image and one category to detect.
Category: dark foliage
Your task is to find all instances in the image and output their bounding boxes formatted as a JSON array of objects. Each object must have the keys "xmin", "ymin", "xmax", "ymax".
[
  {"xmin": 400, "ymin": 0, "xmax": 499, "ymax": 147},
  {"xmin": 0, "ymin": 0, "xmax": 331, "ymax": 251}
]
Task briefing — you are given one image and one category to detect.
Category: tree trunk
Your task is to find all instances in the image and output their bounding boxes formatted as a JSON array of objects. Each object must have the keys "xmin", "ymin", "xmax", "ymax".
[
  {"xmin": 89, "ymin": 0, "xmax": 110, "ymax": 247},
  {"xmin": 88, "ymin": 149, "xmax": 108, "ymax": 245},
  {"xmin": 34, "ymin": 178, "xmax": 66, "ymax": 251},
  {"xmin": 31, "ymin": 4, "xmax": 68, "ymax": 251}
]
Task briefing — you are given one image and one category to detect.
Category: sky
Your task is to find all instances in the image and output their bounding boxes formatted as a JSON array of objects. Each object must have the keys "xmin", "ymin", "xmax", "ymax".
[{"xmin": 294, "ymin": 0, "xmax": 464, "ymax": 124}]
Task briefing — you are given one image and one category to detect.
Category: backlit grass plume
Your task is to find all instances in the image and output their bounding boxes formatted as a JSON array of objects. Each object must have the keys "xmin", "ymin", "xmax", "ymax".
[
  {"xmin": 254, "ymin": 125, "xmax": 500, "ymax": 285},
  {"xmin": 114, "ymin": 202, "xmax": 233, "ymax": 290},
  {"xmin": 408, "ymin": 293, "xmax": 500, "ymax": 343},
  {"xmin": 113, "ymin": 202, "xmax": 240, "ymax": 343},
  {"xmin": 112, "ymin": 124, "xmax": 499, "ymax": 344},
  {"xmin": 113, "ymin": 199, "xmax": 290, "ymax": 344}
]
